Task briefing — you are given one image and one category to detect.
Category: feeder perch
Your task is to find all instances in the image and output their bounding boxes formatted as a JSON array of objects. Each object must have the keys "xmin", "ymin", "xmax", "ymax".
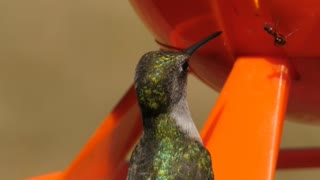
[{"xmin": 28, "ymin": 0, "xmax": 320, "ymax": 179}]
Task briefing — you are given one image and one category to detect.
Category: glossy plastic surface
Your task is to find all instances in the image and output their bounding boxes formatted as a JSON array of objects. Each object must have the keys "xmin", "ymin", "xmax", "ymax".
[
  {"xmin": 130, "ymin": 0, "xmax": 320, "ymax": 123},
  {"xmin": 27, "ymin": 63, "xmax": 318, "ymax": 179},
  {"xmin": 201, "ymin": 56, "xmax": 290, "ymax": 179},
  {"xmin": 27, "ymin": 0, "xmax": 320, "ymax": 179},
  {"xmin": 62, "ymin": 86, "xmax": 141, "ymax": 180},
  {"xmin": 27, "ymin": 86, "xmax": 142, "ymax": 180},
  {"xmin": 64, "ymin": 86, "xmax": 140, "ymax": 180}
]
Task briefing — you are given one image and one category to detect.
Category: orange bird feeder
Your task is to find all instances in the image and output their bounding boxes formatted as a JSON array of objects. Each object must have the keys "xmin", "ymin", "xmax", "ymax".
[{"xmin": 28, "ymin": 0, "xmax": 320, "ymax": 179}]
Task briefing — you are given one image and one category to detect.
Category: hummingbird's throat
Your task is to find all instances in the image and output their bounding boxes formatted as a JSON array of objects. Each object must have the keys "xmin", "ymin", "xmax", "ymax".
[
  {"xmin": 141, "ymin": 98, "xmax": 202, "ymax": 143},
  {"xmin": 143, "ymin": 113, "xmax": 185, "ymax": 140}
]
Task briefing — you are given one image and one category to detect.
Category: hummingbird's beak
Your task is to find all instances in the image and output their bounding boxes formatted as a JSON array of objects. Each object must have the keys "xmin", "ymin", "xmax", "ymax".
[{"xmin": 183, "ymin": 31, "xmax": 222, "ymax": 56}]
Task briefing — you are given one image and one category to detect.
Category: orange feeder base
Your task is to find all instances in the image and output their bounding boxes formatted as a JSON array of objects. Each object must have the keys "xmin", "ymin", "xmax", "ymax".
[
  {"xmin": 27, "ymin": 57, "xmax": 320, "ymax": 180},
  {"xmin": 201, "ymin": 57, "xmax": 290, "ymax": 179},
  {"xmin": 27, "ymin": 0, "xmax": 320, "ymax": 179}
]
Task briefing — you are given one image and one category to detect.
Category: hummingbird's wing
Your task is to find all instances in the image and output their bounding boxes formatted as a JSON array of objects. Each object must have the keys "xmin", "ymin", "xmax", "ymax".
[
  {"xmin": 127, "ymin": 143, "xmax": 147, "ymax": 179},
  {"xmin": 172, "ymin": 145, "xmax": 214, "ymax": 180},
  {"xmin": 127, "ymin": 139, "xmax": 214, "ymax": 180}
]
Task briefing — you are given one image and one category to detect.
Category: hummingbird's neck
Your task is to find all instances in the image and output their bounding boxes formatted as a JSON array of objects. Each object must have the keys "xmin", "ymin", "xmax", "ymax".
[{"xmin": 142, "ymin": 98, "xmax": 202, "ymax": 143}]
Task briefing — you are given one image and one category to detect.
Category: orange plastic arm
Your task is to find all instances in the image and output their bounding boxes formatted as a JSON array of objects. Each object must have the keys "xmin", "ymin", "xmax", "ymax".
[
  {"xmin": 27, "ymin": 172, "xmax": 63, "ymax": 180},
  {"xmin": 201, "ymin": 56, "xmax": 291, "ymax": 180},
  {"xmin": 61, "ymin": 85, "xmax": 142, "ymax": 180}
]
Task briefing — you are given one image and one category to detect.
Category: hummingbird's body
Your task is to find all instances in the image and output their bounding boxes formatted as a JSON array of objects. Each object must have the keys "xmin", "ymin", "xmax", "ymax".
[{"xmin": 127, "ymin": 32, "xmax": 222, "ymax": 180}]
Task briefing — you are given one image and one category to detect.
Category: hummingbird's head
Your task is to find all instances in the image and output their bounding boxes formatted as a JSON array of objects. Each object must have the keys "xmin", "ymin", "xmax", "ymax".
[
  {"xmin": 135, "ymin": 51, "xmax": 189, "ymax": 115},
  {"xmin": 134, "ymin": 31, "xmax": 222, "ymax": 116}
]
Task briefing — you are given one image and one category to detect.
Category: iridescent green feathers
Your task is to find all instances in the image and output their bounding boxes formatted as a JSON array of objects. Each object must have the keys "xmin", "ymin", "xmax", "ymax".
[
  {"xmin": 127, "ymin": 114, "xmax": 213, "ymax": 180},
  {"xmin": 135, "ymin": 51, "xmax": 189, "ymax": 116}
]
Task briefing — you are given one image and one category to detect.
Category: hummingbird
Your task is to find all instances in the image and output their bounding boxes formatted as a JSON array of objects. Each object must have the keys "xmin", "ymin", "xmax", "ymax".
[{"xmin": 127, "ymin": 31, "xmax": 222, "ymax": 180}]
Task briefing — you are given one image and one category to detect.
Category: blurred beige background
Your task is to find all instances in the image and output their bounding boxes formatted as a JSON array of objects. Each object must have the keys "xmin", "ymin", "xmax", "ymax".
[{"xmin": 0, "ymin": 0, "xmax": 319, "ymax": 180}]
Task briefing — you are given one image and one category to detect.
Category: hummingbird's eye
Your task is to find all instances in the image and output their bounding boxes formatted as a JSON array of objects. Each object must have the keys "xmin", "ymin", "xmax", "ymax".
[{"xmin": 181, "ymin": 61, "xmax": 189, "ymax": 72}]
